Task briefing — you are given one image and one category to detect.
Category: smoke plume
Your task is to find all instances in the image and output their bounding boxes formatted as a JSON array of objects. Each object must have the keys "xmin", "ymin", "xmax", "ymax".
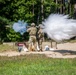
[
  {"xmin": 42, "ymin": 14, "xmax": 76, "ymax": 42},
  {"xmin": 13, "ymin": 20, "xmax": 28, "ymax": 35}
]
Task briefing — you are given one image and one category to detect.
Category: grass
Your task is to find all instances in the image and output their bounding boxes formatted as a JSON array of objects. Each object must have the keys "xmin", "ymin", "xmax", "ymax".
[
  {"xmin": 0, "ymin": 40, "xmax": 76, "ymax": 75},
  {"xmin": 0, "ymin": 44, "xmax": 17, "ymax": 52},
  {"xmin": 0, "ymin": 54, "xmax": 76, "ymax": 75},
  {"xmin": 63, "ymin": 39, "xmax": 76, "ymax": 43}
]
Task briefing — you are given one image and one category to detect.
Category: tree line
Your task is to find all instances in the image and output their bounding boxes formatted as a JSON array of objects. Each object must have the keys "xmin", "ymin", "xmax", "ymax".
[{"xmin": 0, "ymin": 0, "xmax": 76, "ymax": 43}]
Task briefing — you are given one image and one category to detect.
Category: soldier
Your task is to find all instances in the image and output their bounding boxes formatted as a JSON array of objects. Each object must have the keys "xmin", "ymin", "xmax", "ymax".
[
  {"xmin": 27, "ymin": 23, "xmax": 37, "ymax": 51},
  {"xmin": 37, "ymin": 24, "xmax": 44, "ymax": 51}
]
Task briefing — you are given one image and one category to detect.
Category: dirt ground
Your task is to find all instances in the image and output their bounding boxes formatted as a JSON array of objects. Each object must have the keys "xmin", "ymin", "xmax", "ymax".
[{"xmin": 0, "ymin": 42, "xmax": 76, "ymax": 58}]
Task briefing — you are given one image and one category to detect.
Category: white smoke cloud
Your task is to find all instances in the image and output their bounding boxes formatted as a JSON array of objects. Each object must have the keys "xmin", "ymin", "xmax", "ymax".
[{"xmin": 42, "ymin": 14, "xmax": 76, "ymax": 42}]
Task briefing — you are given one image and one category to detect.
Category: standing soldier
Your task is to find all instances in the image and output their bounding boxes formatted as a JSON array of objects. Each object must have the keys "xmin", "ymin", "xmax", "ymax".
[
  {"xmin": 37, "ymin": 24, "xmax": 44, "ymax": 51},
  {"xmin": 27, "ymin": 23, "xmax": 37, "ymax": 51}
]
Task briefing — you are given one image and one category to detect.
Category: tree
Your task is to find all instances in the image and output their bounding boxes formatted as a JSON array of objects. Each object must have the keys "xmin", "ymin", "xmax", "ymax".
[
  {"xmin": 0, "ymin": 16, "xmax": 10, "ymax": 43},
  {"xmin": 0, "ymin": 0, "xmax": 75, "ymax": 42}
]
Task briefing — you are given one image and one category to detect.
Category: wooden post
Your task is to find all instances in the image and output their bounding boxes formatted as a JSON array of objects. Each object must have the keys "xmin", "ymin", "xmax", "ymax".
[{"xmin": 50, "ymin": 40, "xmax": 53, "ymax": 48}]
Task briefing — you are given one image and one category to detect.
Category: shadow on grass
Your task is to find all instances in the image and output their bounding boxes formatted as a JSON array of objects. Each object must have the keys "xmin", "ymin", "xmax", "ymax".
[{"xmin": 53, "ymin": 49, "xmax": 76, "ymax": 55}]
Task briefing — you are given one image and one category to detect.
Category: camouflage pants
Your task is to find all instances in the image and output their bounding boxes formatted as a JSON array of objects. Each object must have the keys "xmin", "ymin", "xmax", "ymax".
[
  {"xmin": 28, "ymin": 36, "xmax": 37, "ymax": 51},
  {"xmin": 38, "ymin": 38, "xmax": 43, "ymax": 51}
]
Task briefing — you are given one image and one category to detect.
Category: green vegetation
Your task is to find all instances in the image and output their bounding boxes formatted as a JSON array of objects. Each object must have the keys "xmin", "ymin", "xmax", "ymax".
[
  {"xmin": 0, "ymin": 1, "xmax": 76, "ymax": 75},
  {"xmin": 0, "ymin": 44, "xmax": 17, "ymax": 52},
  {"xmin": 0, "ymin": 54, "xmax": 76, "ymax": 75},
  {"xmin": 0, "ymin": 0, "xmax": 76, "ymax": 42},
  {"xmin": 63, "ymin": 39, "xmax": 76, "ymax": 43}
]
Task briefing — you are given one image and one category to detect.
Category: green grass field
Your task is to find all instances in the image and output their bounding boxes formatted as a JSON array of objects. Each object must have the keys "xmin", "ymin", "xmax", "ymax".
[
  {"xmin": 0, "ymin": 54, "xmax": 76, "ymax": 75},
  {"xmin": 0, "ymin": 44, "xmax": 17, "ymax": 52},
  {"xmin": 0, "ymin": 40, "xmax": 76, "ymax": 75}
]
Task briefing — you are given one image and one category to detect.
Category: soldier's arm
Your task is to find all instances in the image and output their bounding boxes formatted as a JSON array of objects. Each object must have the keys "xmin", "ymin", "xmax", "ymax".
[
  {"xmin": 38, "ymin": 29, "xmax": 42, "ymax": 34},
  {"xmin": 27, "ymin": 28, "xmax": 31, "ymax": 32}
]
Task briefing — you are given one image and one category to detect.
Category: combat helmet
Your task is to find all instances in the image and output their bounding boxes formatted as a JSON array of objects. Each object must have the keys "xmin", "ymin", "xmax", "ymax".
[{"xmin": 31, "ymin": 23, "xmax": 35, "ymax": 26}]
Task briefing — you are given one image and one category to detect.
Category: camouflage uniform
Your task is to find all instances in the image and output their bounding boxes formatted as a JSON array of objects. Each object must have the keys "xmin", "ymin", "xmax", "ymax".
[
  {"xmin": 27, "ymin": 23, "xmax": 37, "ymax": 51},
  {"xmin": 38, "ymin": 24, "xmax": 44, "ymax": 51}
]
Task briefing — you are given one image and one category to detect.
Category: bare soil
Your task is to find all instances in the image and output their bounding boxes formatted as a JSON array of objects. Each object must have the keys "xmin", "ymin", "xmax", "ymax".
[{"xmin": 0, "ymin": 42, "xmax": 76, "ymax": 58}]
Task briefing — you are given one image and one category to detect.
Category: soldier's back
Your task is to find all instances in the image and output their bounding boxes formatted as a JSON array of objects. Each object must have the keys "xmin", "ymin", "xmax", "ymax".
[
  {"xmin": 38, "ymin": 28, "xmax": 44, "ymax": 38},
  {"xmin": 29, "ymin": 27, "xmax": 37, "ymax": 36}
]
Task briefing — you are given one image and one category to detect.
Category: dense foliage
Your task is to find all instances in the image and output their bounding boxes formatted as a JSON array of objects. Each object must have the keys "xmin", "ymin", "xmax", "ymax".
[{"xmin": 0, "ymin": 0, "xmax": 76, "ymax": 42}]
